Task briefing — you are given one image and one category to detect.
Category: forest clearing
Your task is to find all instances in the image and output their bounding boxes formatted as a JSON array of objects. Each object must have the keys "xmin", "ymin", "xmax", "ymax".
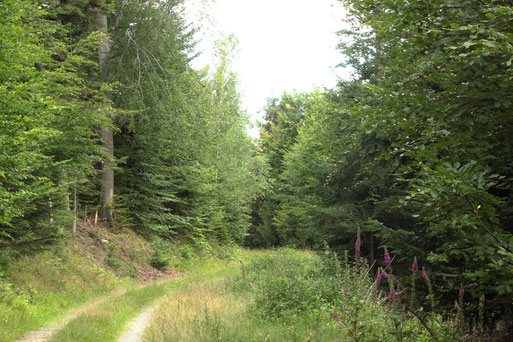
[{"xmin": 1, "ymin": 0, "xmax": 513, "ymax": 340}]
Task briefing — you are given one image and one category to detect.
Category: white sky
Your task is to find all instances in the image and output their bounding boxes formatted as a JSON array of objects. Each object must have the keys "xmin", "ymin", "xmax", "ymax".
[{"xmin": 184, "ymin": 0, "xmax": 350, "ymax": 138}]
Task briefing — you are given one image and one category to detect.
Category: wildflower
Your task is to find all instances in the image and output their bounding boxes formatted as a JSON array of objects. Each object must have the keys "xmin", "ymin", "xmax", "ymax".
[
  {"xmin": 381, "ymin": 270, "xmax": 389, "ymax": 278},
  {"xmin": 459, "ymin": 287, "xmax": 465, "ymax": 298},
  {"xmin": 333, "ymin": 310, "xmax": 340, "ymax": 324},
  {"xmin": 480, "ymin": 294, "xmax": 485, "ymax": 303},
  {"xmin": 384, "ymin": 248, "xmax": 391, "ymax": 269},
  {"xmin": 239, "ymin": 259, "xmax": 243, "ymax": 264},
  {"xmin": 422, "ymin": 269, "xmax": 430, "ymax": 284},
  {"xmin": 355, "ymin": 233, "xmax": 361, "ymax": 259},
  {"xmin": 412, "ymin": 257, "xmax": 418, "ymax": 272},
  {"xmin": 387, "ymin": 287, "xmax": 395, "ymax": 303},
  {"xmin": 343, "ymin": 282, "xmax": 349, "ymax": 294},
  {"xmin": 376, "ymin": 271, "xmax": 382, "ymax": 290},
  {"xmin": 354, "ymin": 233, "xmax": 361, "ymax": 271}
]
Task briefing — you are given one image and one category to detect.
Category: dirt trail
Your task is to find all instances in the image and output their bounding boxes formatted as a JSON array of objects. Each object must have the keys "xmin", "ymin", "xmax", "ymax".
[
  {"xmin": 17, "ymin": 289, "xmax": 126, "ymax": 342},
  {"xmin": 117, "ymin": 300, "xmax": 160, "ymax": 342}
]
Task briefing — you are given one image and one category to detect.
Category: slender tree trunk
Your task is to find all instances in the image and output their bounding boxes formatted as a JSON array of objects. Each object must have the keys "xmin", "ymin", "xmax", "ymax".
[
  {"xmin": 99, "ymin": 125, "xmax": 114, "ymax": 222},
  {"xmin": 73, "ymin": 181, "xmax": 77, "ymax": 234},
  {"xmin": 60, "ymin": 174, "xmax": 70, "ymax": 212},
  {"xmin": 49, "ymin": 199, "xmax": 54, "ymax": 224},
  {"xmin": 93, "ymin": 6, "xmax": 114, "ymax": 223},
  {"xmin": 369, "ymin": 232, "xmax": 375, "ymax": 276}
]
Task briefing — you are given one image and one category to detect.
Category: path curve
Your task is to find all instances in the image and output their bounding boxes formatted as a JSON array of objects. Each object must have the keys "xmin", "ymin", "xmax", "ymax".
[
  {"xmin": 118, "ymin": 299, "xmax": 162, "ymax": 342},
  {"xmin": 17, "ymin": 289, "xmax": 126, "ymax": 342}
]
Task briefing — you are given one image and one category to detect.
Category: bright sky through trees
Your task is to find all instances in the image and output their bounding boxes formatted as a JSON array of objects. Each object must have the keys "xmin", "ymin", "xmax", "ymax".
[{"xmin": 185, "ymin": 0, "xmax": 349, "ymax": 137}]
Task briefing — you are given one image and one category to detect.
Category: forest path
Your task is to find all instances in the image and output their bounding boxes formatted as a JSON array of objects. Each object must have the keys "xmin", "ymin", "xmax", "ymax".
[
  {"xmin": 18, "ymin": 260, "xmax": 238, "ymax": 342},
  {"xmin": 17, "ymin": 289, "xmax": 127, "ymax": 342},
  {"xmin": 117, "ymin": 299, "xmax": 162, "ymax": 342}
]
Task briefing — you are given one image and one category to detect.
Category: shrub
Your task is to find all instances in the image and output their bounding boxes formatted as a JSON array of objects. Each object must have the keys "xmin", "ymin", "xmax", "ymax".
[{"xmin": 234, "ymin": 248, "xmax": 457, "ymax": 341}]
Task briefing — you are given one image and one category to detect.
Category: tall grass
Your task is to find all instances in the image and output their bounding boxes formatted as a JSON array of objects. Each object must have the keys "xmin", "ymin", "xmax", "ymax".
[{"xmin": 143, "ymin": 248, "xmax": 457, "ymax": 341}]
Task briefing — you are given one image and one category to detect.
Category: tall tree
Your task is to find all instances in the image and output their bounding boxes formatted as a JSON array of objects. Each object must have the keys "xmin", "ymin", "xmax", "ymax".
[{"xmin": 92, "ymin": 3, "xmax": 115, "ymax": 222}]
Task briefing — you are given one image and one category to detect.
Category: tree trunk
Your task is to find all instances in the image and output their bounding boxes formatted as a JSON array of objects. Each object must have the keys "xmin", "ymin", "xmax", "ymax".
[
  {"xmin": 93, "ymin": 6, "xmax": 114, "ymax": 223},
  {"xmin": 73, "ymin": 181, "xmax": 77, "ymax": 234},
  {"xmin": 369, "ymin": 231, "xmax": 375, "ymax": 276},
  {"xmin": 99, "ymin": 125, "xmax": 114, "ymax": 222}
]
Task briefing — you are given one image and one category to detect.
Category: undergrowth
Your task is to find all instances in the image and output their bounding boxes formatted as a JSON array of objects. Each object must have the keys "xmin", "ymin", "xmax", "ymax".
[{"xmin": 144, "ymin": 248, "xmax": 458, "ymax": 341}]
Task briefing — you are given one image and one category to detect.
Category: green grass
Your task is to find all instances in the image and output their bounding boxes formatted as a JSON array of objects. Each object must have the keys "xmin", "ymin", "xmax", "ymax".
[
  {"xmin": 0, "ymin": 219, "xmax": 246, "ymax": 342},
  {"xmin": 143, "ymin": 248, "xmax": 457, "ymax": 342},
  {"xmin": 49, "ymin": 281, "xmax": 177, "ymax": 342},
  {"xmin": 49, "ymin": 257, "xmax": 240, "ymax": 342},
  {"xmin": 0, "ymin": 247, "xmax": 122, "ymax": 342}
]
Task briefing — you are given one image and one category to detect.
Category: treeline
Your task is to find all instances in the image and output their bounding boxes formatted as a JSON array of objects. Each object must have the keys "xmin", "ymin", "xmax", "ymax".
[
  {"xmin": 249, "ymin": 0, "xmax": 513, "ymax": 327},
  {"xmin": 0, "ymin": 0, "xmax": 265, "ymax": 250}
]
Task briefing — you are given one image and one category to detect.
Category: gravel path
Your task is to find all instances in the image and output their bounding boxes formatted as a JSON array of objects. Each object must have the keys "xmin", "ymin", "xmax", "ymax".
[
  {"xmin": 17, "ymin": 289, "xmax": 126, "ymax": 342},
  {"xmin": 118, "ymin": 300, "xmax": 160, "ymax": 342}
]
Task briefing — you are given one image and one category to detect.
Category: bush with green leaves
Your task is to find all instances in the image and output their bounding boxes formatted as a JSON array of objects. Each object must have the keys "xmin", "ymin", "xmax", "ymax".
[{"xmin": 234, "ymin": 248, "xmax": 457, "ymax": 341}]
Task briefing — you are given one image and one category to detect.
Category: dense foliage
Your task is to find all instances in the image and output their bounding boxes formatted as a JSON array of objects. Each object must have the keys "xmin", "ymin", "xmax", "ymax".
[
  {"xmin": 0, "ymin": 0, "xmax": 264, "ymax": 252},
  {"xmin": 232, "ymin": 249, "xmax": 456, "ymax": 341},
  {"xmin": 249, "ymin": 0, "xmax": 513, "ymax": 331}
]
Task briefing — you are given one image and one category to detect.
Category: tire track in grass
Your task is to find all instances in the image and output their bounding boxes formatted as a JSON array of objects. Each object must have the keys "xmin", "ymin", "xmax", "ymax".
[
  {"xmin": 122, "ymin": 260, "xmax": 242, "ymax": 342},
  {"xmin": 47, "ymin": 276, "xmax": 183, "ymax": 342},
  {"xmin": 118, "ymin": 299, "xmax": 162, "ymax": 342},
  {"xmin": 17, "ymin": 289, "xmax": 126, "ymax": 342}
]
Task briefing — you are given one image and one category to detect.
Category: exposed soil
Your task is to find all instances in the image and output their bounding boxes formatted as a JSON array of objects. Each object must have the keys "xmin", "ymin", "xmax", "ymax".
[{"xmin": 118, "ymin": 301, "xmax": 160, "ymax": 342}]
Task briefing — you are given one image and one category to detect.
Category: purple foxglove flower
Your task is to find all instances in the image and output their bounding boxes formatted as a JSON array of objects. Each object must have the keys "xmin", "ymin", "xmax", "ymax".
[
  {"xmin": 376, "ymin": 271, "xmax": 382, "ymax": 289},
  {"xmin": 384, "ymin": 249, "xmax": 391, "ymax": 269},
  {"xmin": 333, "ymin": 310, "xmax": 340, "ymax": 324},
  {"xmin": 412, "ymin": 257, "xmax": 418, "ymax": 272},
  {"xmin": 355, "ymin": 234, "xmax": 361, "ymax": 258},
  {"xmin": 381, "ymin": 270, "xmax": 389, "ymax": 278},
  {"xmin": 239, "ymin": 259, "xmax": 243, "ymax": 264},
  {"xmin": 422, "ymin": 269, "xmax": 430, "ymax": 284},
  {"xmin": 387, "ymin": 287, "xmax": 395, "ymax": 302}
]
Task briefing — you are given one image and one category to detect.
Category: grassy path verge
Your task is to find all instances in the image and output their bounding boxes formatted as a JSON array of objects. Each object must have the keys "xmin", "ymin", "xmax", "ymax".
[
  {"xmin": 46, "ymin": 258, "xmax": 241, "ymax": 342},
  {"xmin": 118, "ymin": 300, "xmax": 160, "ymax": 342},
  {"xmin": 17, "ymin": 289, "xmax": 126, "ymax": 342},
  {"xmin": 142, "ymin": 249, "xmax": 456, "ymax": 342}
]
